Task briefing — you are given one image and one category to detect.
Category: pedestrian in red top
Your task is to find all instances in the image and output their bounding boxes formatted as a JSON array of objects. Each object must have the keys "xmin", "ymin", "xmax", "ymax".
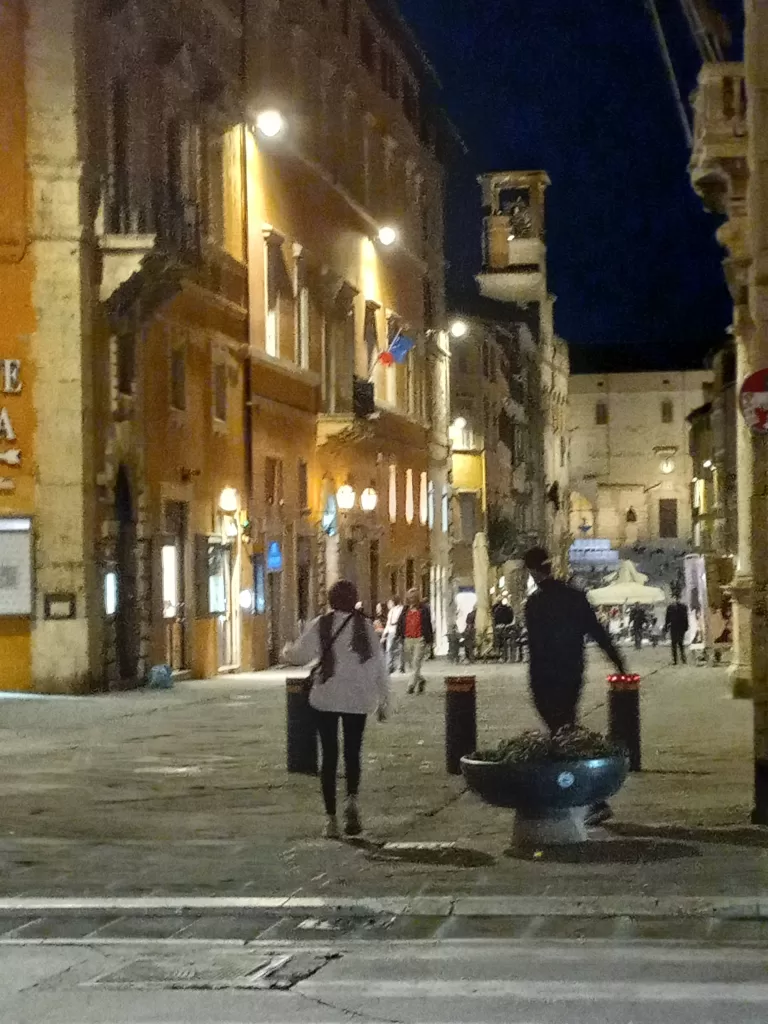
[{"xmin": 395, "ymin": 588, "xmax": 434, "ymax": 694}]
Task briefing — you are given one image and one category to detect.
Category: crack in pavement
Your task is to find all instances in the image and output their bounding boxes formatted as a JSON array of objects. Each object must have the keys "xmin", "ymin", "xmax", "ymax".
[{"xmin": 297, "ymin": 988, "xmax": 405, "ymax": 1024}]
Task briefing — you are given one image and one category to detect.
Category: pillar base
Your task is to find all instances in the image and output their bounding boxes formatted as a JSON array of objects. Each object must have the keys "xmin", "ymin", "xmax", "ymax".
[{"xmin": 512, "ymin": 806, "xmax": 588, "ymax": 847}]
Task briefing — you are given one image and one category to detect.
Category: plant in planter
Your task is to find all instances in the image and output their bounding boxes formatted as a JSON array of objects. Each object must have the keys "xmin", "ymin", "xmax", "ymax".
[{"xmin": 461, "ymin": 727, "xmax": 629, "ymax": 846}]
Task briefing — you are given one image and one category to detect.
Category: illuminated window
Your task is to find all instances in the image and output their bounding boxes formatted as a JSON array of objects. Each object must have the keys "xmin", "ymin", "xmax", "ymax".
[
  {"xmin": 265, "ymin": 241, "xmax": 280, "ymax": 357},
  {"xmin": 405, "ymin": 469, "xmax": 414, "ymax": 524},
  {"xmin": 295, "ymin": 255, "xmax": 310, "ymax": 370},
  {"xmin": 441, "ymin": 485, "xmax": 449, "ymax": 533},
  {"xmin": 419, "ymin": 472, "xmax": 428, "ymax": 525},
  {"xmin": 389, "ymin": 464, "xmax": 397, "ymax": 523},
  {"xmin": 428, "ymin": 480, "xmax": 435, "ymax": 530}
]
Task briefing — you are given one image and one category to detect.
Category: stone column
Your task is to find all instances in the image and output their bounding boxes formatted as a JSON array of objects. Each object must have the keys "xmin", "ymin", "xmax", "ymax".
[
  {"xmin": 26, "ymin": 0, "xmax": 100, "ymax": 691},
  {"xmin": 746, "ymin": 0, "xmax": 768, "ymax": 821},
  {"xmin": 730, "ymin": 312, "xmax": 754, "ymax": 698}
]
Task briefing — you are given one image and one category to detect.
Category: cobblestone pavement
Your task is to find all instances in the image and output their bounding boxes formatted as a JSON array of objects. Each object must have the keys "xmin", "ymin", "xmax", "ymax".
[{"xmin": 0, "ymin": 648, "xmax": 761, "ymax": 901}]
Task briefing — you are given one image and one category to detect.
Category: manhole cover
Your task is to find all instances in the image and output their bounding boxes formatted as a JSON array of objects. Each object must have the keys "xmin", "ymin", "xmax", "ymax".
[{"xmin": 83, "ymin": 951, "xmax": 337, "ymax": 990}]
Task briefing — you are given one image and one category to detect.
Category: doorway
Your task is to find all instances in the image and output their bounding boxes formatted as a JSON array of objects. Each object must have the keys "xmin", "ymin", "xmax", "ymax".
[
  {"xmin": 115, "ymin": 465, "xmax": 139, "ymax": 683},
  {"xmin": 162, "ymin": 501, "xmax": 188, "ymax": 671},
  {"xmin": 296, "ymin": 535, "xmax": 312, "ymax": 633}
]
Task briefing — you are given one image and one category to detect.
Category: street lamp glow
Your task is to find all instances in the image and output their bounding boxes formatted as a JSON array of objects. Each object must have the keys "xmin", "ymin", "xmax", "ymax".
[
  {"xmin": 360, "ymin": 486, "xmax": 378, "ymax": 512},
  {"xmin": 255, "ymin": 109, "xmax": 285, "ymax": 139},
  {"xmin": 453, "ymin": 416, "xmax": 467, "ymax": 431},
  {"xmin": 218, "ymin": 487, "xmax": 239, "ymax": 513},
  {"xmin": 703, "ymin": 459, "xmax": 713, "ymax": 469},
  {"xmin": 378, "ymin": 225, "xmax": 398, "ymax": 247},
  {"xmin": 450, "ymin": 320, "xmax": 469, "ymax": 339},
  {"xmin": 337, "ymin": 483, "xmax": 357, "ymax": 511}
]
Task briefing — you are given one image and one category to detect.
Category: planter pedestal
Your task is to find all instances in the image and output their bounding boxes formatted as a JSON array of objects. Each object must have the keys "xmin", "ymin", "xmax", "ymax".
[{"xmin": 512, "ymin": 806, "xmax": 588, "ymax": 847}]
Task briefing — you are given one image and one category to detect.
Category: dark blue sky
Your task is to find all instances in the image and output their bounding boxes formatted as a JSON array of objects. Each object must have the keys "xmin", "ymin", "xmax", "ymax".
[{"xmin": 400, "ymin": 0, "xmax": 741, "ymax": 366}]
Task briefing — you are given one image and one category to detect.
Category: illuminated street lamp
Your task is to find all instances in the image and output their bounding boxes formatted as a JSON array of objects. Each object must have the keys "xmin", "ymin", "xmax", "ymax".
[
  {"xmin": 378, "ymin": 225, "xmax": 398, "ymax": 247},
  {"xmin": 360, "ymin": 485, "xmax": 378, "ymax": 512},
  {"xmin": 450, "ymin": 320, "xmax": 469, "ymax": 339},
  {"xmin": 337, "ymin": 482, "xmax": 357, "ymax": 511},
  {"xmin": 255, "ymin": 109, "xmax": 285, "ymax": 139},
  {"xmin": 218, "ymin": 487, "xmax": 239, "ymax": 513},
  {"xmin": 452, "ymin": 416, "xmax": 467, "ymax": 431}
]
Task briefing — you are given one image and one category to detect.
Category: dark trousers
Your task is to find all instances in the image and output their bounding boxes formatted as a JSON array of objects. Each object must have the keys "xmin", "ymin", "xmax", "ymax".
[
  {"xmin": 671, "ymin": 633, "xmax": 686, "ymax": 665},
  {"xmin": 532, "ymin": 689, "xmax": 578, "ymax": 735},
  {"xmin": 314, "ymin": 710, "xmax": 367, "ymax": 816}
]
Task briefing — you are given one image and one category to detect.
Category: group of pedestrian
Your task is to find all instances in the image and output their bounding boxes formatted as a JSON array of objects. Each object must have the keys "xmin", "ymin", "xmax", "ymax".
[{"xmin": 284, "ymin": 545, "xmax": 708, "ymax": 839}]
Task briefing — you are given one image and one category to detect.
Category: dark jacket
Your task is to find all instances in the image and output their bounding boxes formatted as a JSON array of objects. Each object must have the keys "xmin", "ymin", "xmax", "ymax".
[
  {"xmin": 665, "ymin": 602, "xmax": 689, "ymax": 637},
  {"xmin": 525, "ymin": 578, "xmax": 626, "ymax": 698},
  {"xmin": 395, "ymin": 604, "xmax": 434, "ymax": 646}
]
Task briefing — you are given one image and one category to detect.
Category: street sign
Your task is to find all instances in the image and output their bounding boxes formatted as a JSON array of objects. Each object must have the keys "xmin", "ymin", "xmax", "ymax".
[{"xmin": 739, "ymin": 368, "xmax": 768, "ymax": 434}]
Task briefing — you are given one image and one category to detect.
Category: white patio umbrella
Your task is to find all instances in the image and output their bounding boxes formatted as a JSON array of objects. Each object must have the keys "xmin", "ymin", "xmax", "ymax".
[
  {"xmin": 587, "ymin": 560, "xmax": 665, "ymax": 606},
  {"xmin": 472, "ymin": 531, "xmax": 492, "ymax": 637}
]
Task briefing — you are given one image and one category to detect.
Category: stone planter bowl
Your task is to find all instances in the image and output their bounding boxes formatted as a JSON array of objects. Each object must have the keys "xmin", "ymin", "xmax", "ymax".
[{"xmin": 460, "ymin": 753, "xmax": 629, "ymax": 845}]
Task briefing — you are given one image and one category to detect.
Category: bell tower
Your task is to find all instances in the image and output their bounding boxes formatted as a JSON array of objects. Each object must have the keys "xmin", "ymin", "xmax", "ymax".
[{"xmin": 476, "ymin": 170, "xmax": 550, "ymax": 306}]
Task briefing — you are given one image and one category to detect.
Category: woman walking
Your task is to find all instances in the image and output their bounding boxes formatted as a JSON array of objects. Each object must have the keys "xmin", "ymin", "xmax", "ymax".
[{"xmin": 283, "ymin": 580, "xmax": 390, "ymax": 839}]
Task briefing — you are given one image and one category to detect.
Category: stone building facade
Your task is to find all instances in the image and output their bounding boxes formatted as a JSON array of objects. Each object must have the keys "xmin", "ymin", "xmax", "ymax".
[
  {"xmin": 0, "ymin": 0, "xmax": 453, "ymax": 690},
  {"xmin": 569, "ymin": 372, "xmax": 713, "ymax": 555}
]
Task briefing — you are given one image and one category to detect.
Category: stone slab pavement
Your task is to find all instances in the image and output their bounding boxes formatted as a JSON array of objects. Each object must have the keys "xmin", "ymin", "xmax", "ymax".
[{"xmin": 0, "ymin": 647, "xmax": 763, "ymax": 906}]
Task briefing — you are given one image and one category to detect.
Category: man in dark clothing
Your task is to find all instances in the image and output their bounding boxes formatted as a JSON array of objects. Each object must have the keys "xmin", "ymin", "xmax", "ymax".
[
  {"xmin": 492, "ymin": 600, "xmax": 516, "ymax": 661},
  {"xmin": 629, "ymin": 604, "xmax": 647, "ymax": 649},
  {"xmin": 524, "ymin": 547, "xmax": 628, "ymax": 734},
  {"xmin": 664, "ymin": 597, "xmax": 689, "ymax": 665},
  {"xmin": 524, "ymin": 547, "xmax": 628, "ymax": 827}
]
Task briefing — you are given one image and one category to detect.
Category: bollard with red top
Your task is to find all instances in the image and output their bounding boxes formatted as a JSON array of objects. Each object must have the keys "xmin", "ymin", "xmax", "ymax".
[{"xmin": 607, "ymin": 673, "xmax": 642, "ymax": 771}]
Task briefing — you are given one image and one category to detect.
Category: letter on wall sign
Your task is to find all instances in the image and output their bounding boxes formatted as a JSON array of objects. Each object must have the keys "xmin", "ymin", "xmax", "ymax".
[
  {"xmin": 0, "ymin": 408, "xmax": 16, "ymax": 442},
  {"xmin": 1, "ymin": 360, "xmax": 21, "ymax": 395}
]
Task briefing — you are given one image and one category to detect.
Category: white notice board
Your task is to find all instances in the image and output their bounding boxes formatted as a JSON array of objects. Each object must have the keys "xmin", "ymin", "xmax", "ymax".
[{"xmin": 0, "ymin": 518, "xmax": 33, "ymax": 617}]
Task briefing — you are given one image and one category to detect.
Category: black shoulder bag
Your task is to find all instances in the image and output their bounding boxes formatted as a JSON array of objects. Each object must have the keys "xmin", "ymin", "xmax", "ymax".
[{"xmin": 309, "ymin": 613, "xmax": 353, "ymax": 687}]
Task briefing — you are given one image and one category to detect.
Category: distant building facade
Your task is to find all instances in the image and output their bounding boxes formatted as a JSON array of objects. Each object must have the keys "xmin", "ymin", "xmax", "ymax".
[{"xmin": 569, "ymin": 371, "xmax": 713, "ymax": 553}]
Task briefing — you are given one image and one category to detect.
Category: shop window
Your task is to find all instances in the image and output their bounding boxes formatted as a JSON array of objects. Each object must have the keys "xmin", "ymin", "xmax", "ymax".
[{"xmin": 595, "ymin": 401, "xmax": 608, "ymax": 425}]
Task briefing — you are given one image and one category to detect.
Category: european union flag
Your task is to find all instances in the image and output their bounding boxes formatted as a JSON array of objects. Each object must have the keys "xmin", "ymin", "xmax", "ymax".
[{"xmin": 388, "ymin": 333, "xmax": 415, "ymax": 363}]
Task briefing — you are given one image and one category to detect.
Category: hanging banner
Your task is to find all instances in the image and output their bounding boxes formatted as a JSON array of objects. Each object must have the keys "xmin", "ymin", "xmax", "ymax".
[{"xmin": 739, "ymin": 369, "xmax": 768, "ymax": 434}]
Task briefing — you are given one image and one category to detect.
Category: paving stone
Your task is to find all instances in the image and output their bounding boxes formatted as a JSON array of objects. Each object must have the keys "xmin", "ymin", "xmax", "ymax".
[
  {"xmin": 624, "ymin": 917, "xmax": 713, "ymax": 942},
  {"xmin": 530, "ymin": 915, "xmax": 624, "ymax": 940},
  {"xmin": 95, "ymin": 915, "xmax": 197, "ymax": 939},
  {"xmin": 351, "ymin": 915, "xmax": 445, "ymax": 941},
  {"xmin": 706, "ymin": 918, "xmax": 768, "ymax": 944},
  {"xmin": 257, "ymin": 915, "xmax": 365, "ymax": 941},
  {"xmin": 175, "ymin": 915, "xmax": 280, "ymax": 941},
  {"xmin": 437, "ymin": 915, "xmax": 540, "ymax": 940},
  {"xmin": 6, "ymin": 915, "xmax": 119, "ymax": 939}
]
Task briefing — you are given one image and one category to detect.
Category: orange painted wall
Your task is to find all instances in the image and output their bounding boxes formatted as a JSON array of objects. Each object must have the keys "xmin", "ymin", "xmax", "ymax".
[{"xmin": 0, "ymin": 0, "xmax": 35, "ymax": 691}]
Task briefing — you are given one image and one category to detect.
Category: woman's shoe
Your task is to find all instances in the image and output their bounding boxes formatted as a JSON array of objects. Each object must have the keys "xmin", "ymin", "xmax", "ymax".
[
  {"xmin": 324, "ymin": 815, "xmax": 340, "ymax": 839},
  {"xmin": 344, "ymin": 798, "xmax": 362, "ymax": 836}
]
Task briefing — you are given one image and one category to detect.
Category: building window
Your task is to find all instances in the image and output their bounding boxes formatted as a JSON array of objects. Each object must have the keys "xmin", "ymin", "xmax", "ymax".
[
  {"xmin": 264, "ymin": 238, "xmax": 289, "ymax": 358},
  {"xmin": 458, "ymin": 492, "xmax": 480, "ymax": 544},
  {"xmin": 405, "ymin": 558, "xmax": 415, "ymax": 591},
  {"xmin": 389, "ymin": 464, "xmax": 397, "ymax": 522},
  {"xmin": 117, "ymin": 334, "xmax": 135, "ymax": 396},
  {"xmin": 441, "ymin": 484, "xmax": 449, "ymax": 533},
  {"xmin": 107, "ymin": 79, "xmax": 129, "ymax": 233},
  {"xmin": 298, "ymin": 459, "xmax": 309, "ymax": 513},
  {"xmin": 659, "ymin": 498, "xmax": 678, "ymax": 539},
  {"xmin": 265, "ymin": 457, "xmax": 284, "ymax": 507},
  {"xmin": 205, "ymin": 133, "xmax": 225, "ymax": 246},
  {"xmin": 295, "ymin": 255, "xmax": 310, "ymax": 370},
  {"xmin": 213, "ymin": 361, "xmax": 227, "ymax": 422},
  {"xmin": 341, "ymin": 0, "xmax": 351, "ymax": 35},
  {"xmin": 419, "ymin": 472, "xmax": 428, "ymax": 525},
  {"xmin": 405, "ymin": 469, "xmax": 414, "ymax": 523},
  {"xmin": 364, "ymin": 301, "xmax": 379, "ymax": 374},
  {"xmin": 402, "ymin": 76, "xmax": 418, "ymax": 125},
  {"xmin": 595, "ymin": 401, "xmax": 608, "ymax": 425},
  {"xmin": 427, "ymin": 480, "xmax": 435, "ymax": 530},
  {"xmin": 661, "ymin": 399, "xmax": 674, "ymax": 423},
  {"xmin": 170, "ymin": 346, "xmax": 186, "ymax": 411}
]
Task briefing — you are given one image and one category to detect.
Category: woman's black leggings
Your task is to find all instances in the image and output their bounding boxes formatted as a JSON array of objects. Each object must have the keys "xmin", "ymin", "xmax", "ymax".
[{"xmin": 314, "ymin": 711, "xmax": 367, "ymax": 816}]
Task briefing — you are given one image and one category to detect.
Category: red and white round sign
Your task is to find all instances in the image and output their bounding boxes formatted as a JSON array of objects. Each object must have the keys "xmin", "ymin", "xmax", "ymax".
[{"xmin": 739, "ymin": 369, "xmax": 768, "ymax": 434}]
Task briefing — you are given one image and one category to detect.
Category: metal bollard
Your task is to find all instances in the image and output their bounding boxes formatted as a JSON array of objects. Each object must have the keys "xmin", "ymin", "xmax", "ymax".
[
  {"xmin": 445, "ymin": 676, "xmax": 477, "ymax": 775},
  {"xmin": 607, "ymin": 673, "xmax": 642, "ymax": 771},
  {"xmin": 286, "ymin": 677, "xmax": 318, "ymax": 775}
]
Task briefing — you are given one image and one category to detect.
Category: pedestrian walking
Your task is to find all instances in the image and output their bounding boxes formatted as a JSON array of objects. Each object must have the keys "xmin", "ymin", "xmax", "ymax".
[
  {"xmin": 395, "ymin": 588, "xmax": 434, "ymax": 694},
  {"xmin": 524, "ymin": 547, "xmax": 627, "ymax": 825},
  {"xmin": 383, "ymin": 596, "xmax": 405, "ymax": 673},
  {"xmin": 463, "ymin": 606, "xmax": 477, "ymax": 663},
  {"xmin": 283, "ymin": 580, "xmax": 389, "ymax": 840},
  {"xmin": 373, "ymin": 602, "xmax": 387, "ymax": 647},
  {"xmin": 629, "ymin": 604, "xmax": 646, "ymax": 650},
  {"xmin": 665, "ymin": 594, "xmax": 689, "ymax": 666}
]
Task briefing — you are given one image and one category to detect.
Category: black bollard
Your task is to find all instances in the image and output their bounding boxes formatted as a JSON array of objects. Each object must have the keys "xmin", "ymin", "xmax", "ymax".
[
  {"xmin": 445, "ymin": 676, "xmax": 477, "ymax": 775},
  {"xmin": 286, "ymin": 677, "xmax": 318, "ymax": 775},
  {"xmin": 607, "ymin": 673, "xmax": 642, "ymax": 771}
]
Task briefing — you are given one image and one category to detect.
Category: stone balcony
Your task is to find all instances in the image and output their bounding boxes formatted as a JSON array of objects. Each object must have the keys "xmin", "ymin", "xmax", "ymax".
[{"xmin": 690, "ymin": 62, "xmax": 748, "ymax": 217}]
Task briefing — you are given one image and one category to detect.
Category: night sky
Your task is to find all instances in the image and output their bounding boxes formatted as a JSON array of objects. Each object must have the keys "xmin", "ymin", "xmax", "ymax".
[{"xmin": 399, "ymin": 0, "xmax": 743, "ymax": 369}]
